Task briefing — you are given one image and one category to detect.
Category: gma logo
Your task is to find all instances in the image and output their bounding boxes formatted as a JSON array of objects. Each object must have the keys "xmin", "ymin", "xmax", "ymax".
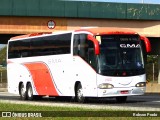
[{"xmin": 120, "ymin": 44, "xmax": 140, "ymax": 48}]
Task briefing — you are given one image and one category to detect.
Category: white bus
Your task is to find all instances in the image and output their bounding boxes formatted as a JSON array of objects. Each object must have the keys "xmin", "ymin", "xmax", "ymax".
[{"xmin": 7, "ymin": 27, "xmax": 151, "ymax": 103}]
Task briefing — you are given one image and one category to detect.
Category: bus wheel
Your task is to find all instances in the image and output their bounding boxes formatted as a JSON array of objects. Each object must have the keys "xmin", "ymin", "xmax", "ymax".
[
  {"xmin": 19, "ymin": 83, "xmax": 27, "ymax": 100},
  {"xmin": 76, "ymin": 83, "xmax": 85, "ymax": 103},
  {"xmin": 26, "ymin": 83, "xmax": 34, "ymax": 100},
  {"xmin": 116, "ymin": 96, "xmax": 127, "ymax": 103}
]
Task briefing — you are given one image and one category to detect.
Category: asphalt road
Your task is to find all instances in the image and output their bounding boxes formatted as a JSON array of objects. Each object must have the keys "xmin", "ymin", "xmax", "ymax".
[{"xmin": 0, "ymin": 92, "xmax": 160, "ymax": 111}]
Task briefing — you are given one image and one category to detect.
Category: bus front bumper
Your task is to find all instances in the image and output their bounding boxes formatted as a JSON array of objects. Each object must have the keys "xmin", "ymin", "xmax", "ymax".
[{"xmin": 97, "ymin": 87, "xmax": 146, "ymax": 97}]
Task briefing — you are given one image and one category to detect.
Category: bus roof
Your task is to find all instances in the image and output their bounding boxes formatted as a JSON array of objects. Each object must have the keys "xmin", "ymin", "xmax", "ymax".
[
  {"xmin": 75, "ymin": 27, "xmax": 137, "ymax": 35},
  {"xmin": 9, "ymin": 31, "xmax": 73, "ymax": 41},
  {"xmin": 10, "ymin": 32, "xmax": 52, "ymax": 40},
  {"xmin": 10, "ymin": 27, "xmax": 137, "ymax": 41}
]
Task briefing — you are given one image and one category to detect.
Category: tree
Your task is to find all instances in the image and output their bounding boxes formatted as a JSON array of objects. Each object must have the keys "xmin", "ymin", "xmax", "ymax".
[{"xmin": 0, "ymin": 46, "xmax": 7, "ymax": 66}]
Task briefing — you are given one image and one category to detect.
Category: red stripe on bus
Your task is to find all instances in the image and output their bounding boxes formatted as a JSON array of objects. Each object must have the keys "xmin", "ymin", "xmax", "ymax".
[
  {"xmin": 23, "ymin": 62, "xmax": 59, "ymax": 96},
  {"xmin": 7, "ymin": 60, "xmax": 13, "ymax": 64}
]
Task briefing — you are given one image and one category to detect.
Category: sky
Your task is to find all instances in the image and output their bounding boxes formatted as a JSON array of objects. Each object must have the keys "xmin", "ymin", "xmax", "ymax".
[
  {"xmin": 69, "ymin": 0, "xmax": 160, "ymax": 4},
  {"xmin": 0, "ymin": 44, "xmax": 6, "ymax": 49}
]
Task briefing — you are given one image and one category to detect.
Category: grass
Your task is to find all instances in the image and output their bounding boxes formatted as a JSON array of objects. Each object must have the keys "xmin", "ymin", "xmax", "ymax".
[
  {"xmin": 0, "ymin": 102, "xmax": 159, "ymax": 120},
  {"xmin": 0, "ymin": 102, "xmax": 88, "ymax": 111}
]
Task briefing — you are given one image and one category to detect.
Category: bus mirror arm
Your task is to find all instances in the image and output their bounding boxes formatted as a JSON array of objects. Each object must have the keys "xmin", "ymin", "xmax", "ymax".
[
  {"xmin": 87, "ymin": 34, "xmax": 100, "ymax": 55},
  {"xmin": 140, "ymin": 36, "xmax": 151, "ymax": 53}
]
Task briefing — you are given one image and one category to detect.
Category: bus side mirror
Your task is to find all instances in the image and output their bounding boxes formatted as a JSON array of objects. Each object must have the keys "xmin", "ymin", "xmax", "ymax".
[
  {"xmin": 140, "ymin": 36, "xmax": 151, "ymax": 53},
  {"xmin": 87, "ymin": 34, "xmax": 100, "ymax": 55}
]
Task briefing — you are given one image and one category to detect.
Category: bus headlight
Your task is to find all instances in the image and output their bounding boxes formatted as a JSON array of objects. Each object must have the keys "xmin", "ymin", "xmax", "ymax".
[
  {"xmin": 135, "ymin": 82, "xmax": 146, "ymax": 87},
  {"xmin": 98, "ymin": 83, "xmax": 114, "ymax": 89}
]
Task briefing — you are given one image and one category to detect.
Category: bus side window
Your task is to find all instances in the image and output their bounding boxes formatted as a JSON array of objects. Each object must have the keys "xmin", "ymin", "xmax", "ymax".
[
  {"xmin": 79, "ymin": 34, "xmax": 87, "ymax": 60},
  {"xmin": 21, "ymin": 51, "xmax": 29, "ymax": 57},
  {"xmin": 88, "ymin": 40, "xmax": 97, "ymax": 71},
  {"xmin": 73, "ymin": 34, "xmax": 88, "ymax": 60},
  {"xmin": 88, "ymin": 48, "xmax": 97, "ymax": 70},
  {"xmin": 73, "ymin": 34, "xmax": 80, "ymax": 55},
  {"xmin": 20, "ymin": 39, "xmax": 30, "ymax": 57},
  {"xmin": 8, "ymin": 41, "xmax": 21, "ymax": 59},
  {"xmin": 8, "ymin": 50, "xmax": 21, "ymax": 59}
]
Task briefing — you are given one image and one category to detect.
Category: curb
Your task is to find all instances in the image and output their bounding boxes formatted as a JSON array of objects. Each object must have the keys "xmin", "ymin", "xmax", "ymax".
[
  {"xmin": 145, "ymin": 92, "xmax": 160, "ymax": 96},
  {"xmin": 0, "ymin": 88, "xmax": 7, "ymax": 92},
  {"xmin": 0, "ymin": 83, "xmax": 7, "ymax": 92}
]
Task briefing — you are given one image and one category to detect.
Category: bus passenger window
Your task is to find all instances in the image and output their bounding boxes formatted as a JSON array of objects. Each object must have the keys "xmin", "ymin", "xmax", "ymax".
[
  {"xmin": 88, "ymin": 48, "xmax": 97, "ymax": 71},
  {"xmin": 79, "ymin": 34, "xmax": 87, "ymax": 59},
  {"xmin": 73, "ymin": 34, "xmax": 80, "ymax": 55}
]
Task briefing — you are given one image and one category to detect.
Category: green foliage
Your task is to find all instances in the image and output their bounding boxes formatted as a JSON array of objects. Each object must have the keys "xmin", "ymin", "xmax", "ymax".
[
  {"xmin": 147, "ymin": 55, "xmax": 158, "ymax": 64},
  {"xmin": 0, "ymin": 46, "xmax": 7, "ymax": 66},
  {"xmin": 0, "ymin": 102, "xmax": 87, "ymax": 111},
  {"xmin": 146, "ymin": 55, "xmax": 159, "ymax": 82}
]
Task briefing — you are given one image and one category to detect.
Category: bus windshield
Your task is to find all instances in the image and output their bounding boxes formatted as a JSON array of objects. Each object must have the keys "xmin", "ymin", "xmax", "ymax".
[{"xmin": 97, "ymin": 35, "xmax": 145, "ymax": 76}]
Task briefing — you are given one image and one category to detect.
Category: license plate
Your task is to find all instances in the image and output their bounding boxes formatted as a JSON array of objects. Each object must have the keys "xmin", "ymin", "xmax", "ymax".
[{"xmin": 120, "ymin": 90, "xmax": 129, "ymax": 94}]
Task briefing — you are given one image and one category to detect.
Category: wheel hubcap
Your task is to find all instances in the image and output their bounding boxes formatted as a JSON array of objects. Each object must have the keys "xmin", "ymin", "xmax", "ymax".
[
  {"xmin": 21, "ymin": 87, "xmax": 25, "ymax": 97},
  {"xmin": 77, "ymin": 89, "xmax": 83, "ymax": 100},
  {"xmin": 28, "ymin": 87, "xmax": 32, "ymax": 98}
]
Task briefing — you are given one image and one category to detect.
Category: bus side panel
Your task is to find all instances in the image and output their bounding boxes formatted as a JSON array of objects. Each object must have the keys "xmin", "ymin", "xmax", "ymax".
[
  {"xmin": 47, "ymin": 54, "xmax": 75, "ymax": 96},
  {"xmin": 23, "ymin": 62, "xmax": 59, "ymax": 96},
  {"xmin": 7, "ymin": 62, "xmax": 35, "ymax": 95},
  {"xmin": 7, "ymin": 55, "xmax": 75, "ymax": 97},
  {"xmin": 73, "ymin": 56, "xmax": 97, "ymax": 97}
]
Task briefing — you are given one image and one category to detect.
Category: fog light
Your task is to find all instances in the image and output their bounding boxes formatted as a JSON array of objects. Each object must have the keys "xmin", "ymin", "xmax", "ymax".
[
  {"xmin": 103, "ymin": 90, "xmax": 107, "ymax": 93},
  {"xmin": 98, "ymin": 83, "xmax": 114, "ymax": 89},
  {"xmin": 141, "ymin": 88, "xmax": 145, "ymax": 91},
  {"xmin": 135, "ymin": 82, "xmax": 146, "ymax": 87}
]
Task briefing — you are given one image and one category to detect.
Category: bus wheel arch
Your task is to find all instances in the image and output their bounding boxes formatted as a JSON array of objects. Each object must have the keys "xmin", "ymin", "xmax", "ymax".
[
  {"xmin": 19, "ymin": 82, "xmax": 27, "ymax": 100},
  {"xmin": 75, "ymin": 81, "xmax": 85, "ymax": 103}
]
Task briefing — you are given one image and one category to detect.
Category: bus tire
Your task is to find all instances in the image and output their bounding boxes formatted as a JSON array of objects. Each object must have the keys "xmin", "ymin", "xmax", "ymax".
[
  {"xmin": 26, "ymin": 83, "xmax": 34, "ymax": 101},
  {"xmin": 75, "ymin": 83, "xmax": 85, "ymax": 103},
  {"xmin": 116, "ymin": 96, "xmax": 127, "ymax": 103},
  {"xmin": 19, "ymin": 83, "xmax": 27, "ymax": 100}
]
